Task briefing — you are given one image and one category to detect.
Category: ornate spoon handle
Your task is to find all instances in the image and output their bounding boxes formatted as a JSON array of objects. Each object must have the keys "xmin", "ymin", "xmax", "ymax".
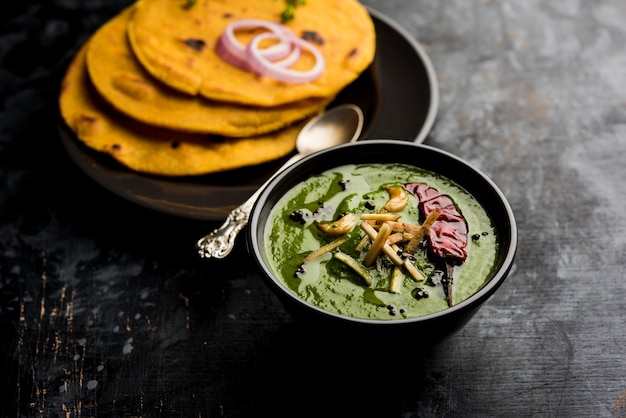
[
  {"xmin": 195, "ymin": 191, "xmax": 258, "ymax": 259},
  {"xmin": 196, "ymin": 155, "xmax": 300, "ymax": 259}
]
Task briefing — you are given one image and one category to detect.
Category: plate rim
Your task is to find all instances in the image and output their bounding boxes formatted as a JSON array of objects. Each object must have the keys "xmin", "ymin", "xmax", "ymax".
[{"xmin": 366, "ymin": 7, "xmax": 439, "ymax": 144}]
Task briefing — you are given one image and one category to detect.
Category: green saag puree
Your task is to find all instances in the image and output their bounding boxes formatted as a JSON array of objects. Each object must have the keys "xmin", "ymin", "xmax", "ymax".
[{"xmin": 263, "ymin": 163, "xmax": 498, "ymax": 320}]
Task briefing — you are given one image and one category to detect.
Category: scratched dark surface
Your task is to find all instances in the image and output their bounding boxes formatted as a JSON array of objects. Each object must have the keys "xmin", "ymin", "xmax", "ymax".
[{"xmin": 1, "ymin": 0, "xmax": 625, "ymax": 416}]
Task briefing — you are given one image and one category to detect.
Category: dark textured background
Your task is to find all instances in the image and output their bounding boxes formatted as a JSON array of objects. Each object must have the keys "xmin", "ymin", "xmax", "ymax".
[{"xmin": 1, "ymin": 0, "xmax": 625, "ymax": 416}]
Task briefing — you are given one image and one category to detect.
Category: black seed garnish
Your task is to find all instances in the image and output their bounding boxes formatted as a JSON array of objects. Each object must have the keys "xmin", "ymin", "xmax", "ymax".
[
  {"xmin": 312, "ymin": 205, "xmax": 333, "ymax": 219},
  {"xmin": 339, "ymin": 179, "xmax": 350, "ymax": 190},
  {"xmin": 428, "ymin": 270, "xmax": 444, "ymax": 286},
  {"xmin": 294, "ymin": 264, "xmax": 306, "ymax": 278},
  {"xmin": 400, "ymin": 252, "xmax": 415, "ymax": 261},
  {"xmin": 412, "ymin": 288, "xmax": 429, "ymax": 300},
  {"xmin": 183, "ymin": 38, "xmax": 206, "ymax": 51},
  {"xmin": 482, "ymin": 231, "xmax": 489, "ymax": 236},
  {"xmin": 364, "ymin": 201, "xmax": 376, "ymax": 210},
  {"xmin": 301, "ymin": 30, "xmax": 325, "ymax": 45},
  {"xmin": 289, "ymin": 210, "xmax": 307, "ymax": 224},
  {"xmin": 472, "ymin": 233, "xmax": 481, "ymax": 241}
]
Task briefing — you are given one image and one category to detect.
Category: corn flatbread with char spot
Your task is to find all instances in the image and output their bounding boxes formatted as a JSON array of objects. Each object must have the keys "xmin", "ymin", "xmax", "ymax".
[
  {"xmin": 59, "ymin": 41, "xmax": 306, "ymax": 177},
  {"xmin": 86, "ymin": 6, "xmax": 332, "ymax": 136},
  {"xmin": 127, "ymin": 0, "xmax": 376, "ymax": 106}
]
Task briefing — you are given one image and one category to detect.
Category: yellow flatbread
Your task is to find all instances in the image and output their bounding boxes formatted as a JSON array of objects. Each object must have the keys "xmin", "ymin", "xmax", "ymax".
[
  {"xmin": 59, "ymin": 41, "xmax": 305, "ymax": 177},
  {"xmin": 86, "ymin": 6, "xmax": 331, "ymax": 136},
  {"xmin": 127, "ymin": 0, "xmax": 376, "ymax": 106}
]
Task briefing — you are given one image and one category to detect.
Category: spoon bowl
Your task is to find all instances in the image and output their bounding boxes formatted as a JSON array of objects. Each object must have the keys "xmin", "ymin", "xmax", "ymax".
[
  {"xmin": 196, "ymin": 104, "xmax": 364, "ymax": 259},
  {"xmin": 296, "ymin": 104, "xmax": 363, "ymax": 154}
]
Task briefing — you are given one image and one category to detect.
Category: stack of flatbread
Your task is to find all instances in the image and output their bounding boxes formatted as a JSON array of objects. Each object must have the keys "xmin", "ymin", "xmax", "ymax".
[{"xmin": 59, "ymin": 0, "xmax": 376, "ymax": 176}]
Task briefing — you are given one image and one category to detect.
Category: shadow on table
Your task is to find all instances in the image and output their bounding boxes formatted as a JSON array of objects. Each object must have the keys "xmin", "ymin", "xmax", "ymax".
[{"xmin": 245, "ymin": 323, "xmax": 445, "ymax": 417}]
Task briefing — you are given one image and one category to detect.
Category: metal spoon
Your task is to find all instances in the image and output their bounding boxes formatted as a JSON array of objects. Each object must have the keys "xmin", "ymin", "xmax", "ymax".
[{"xmin": 196, "ymin": 104, "xmax": 364, "ymax": 259}]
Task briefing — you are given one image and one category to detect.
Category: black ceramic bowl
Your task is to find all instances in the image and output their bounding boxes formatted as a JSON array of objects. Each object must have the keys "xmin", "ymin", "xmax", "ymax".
[{"xmin": 248, "ymin": 140, "xmax": 517, "ymax": 344}]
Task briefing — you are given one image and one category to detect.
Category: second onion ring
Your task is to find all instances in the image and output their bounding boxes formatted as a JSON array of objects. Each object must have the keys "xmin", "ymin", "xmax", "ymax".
[{"xmin": 216, "ymin": 18, "xmax": 325, "ymax": 84}]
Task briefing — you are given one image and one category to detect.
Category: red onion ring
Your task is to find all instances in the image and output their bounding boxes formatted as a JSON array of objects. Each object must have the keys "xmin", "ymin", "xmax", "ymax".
[
  {"xmin": 267, "ymin": 35, "xmax": 302, "ymax": 69},
  {"xmin": 246, "ymin": 32, "xmax": 324, "ymax": 83},
  {"xmin": 216, "ymin": 19, "xmax": 325, "ymax": 84},
  {"xmin": 216, "ymin": 19, "xmax": 295, "ymax": 69},
  {"xmin": 243, "ymin": 32, "xmax": 302, "ymax": 69}
]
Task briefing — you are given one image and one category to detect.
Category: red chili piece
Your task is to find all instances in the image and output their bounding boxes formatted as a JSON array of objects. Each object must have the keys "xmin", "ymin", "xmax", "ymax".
[{"xmin": 404, "ymin": 183, "xmax": 468, "ymax": 264}]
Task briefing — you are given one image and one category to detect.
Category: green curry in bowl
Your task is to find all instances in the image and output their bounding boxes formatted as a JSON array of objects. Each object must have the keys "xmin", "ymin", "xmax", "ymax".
[{"xmin": 263, "ymin": 163, "xmax": 498, "ymax": 320}]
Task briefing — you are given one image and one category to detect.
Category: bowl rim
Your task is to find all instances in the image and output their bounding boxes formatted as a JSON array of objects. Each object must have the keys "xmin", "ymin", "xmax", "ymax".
[{"xmin": 248, "ymin": 139, "xmax": 518, "ymax": 325}]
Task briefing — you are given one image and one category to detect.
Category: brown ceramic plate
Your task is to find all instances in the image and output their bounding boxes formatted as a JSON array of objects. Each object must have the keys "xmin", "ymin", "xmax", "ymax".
[{"xmin": 59, "ymin": 8, "xmax": 439, "ymax": 220}]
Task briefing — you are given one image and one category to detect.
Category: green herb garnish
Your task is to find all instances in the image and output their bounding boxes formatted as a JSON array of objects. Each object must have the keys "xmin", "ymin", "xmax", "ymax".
[
  {"xmin": 184, "ymin": 0, "xmax": 197, "ymax": 8},
  {"xmin": 281, "ymin": 0, "xmax": 306, "ymax": 23}
]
